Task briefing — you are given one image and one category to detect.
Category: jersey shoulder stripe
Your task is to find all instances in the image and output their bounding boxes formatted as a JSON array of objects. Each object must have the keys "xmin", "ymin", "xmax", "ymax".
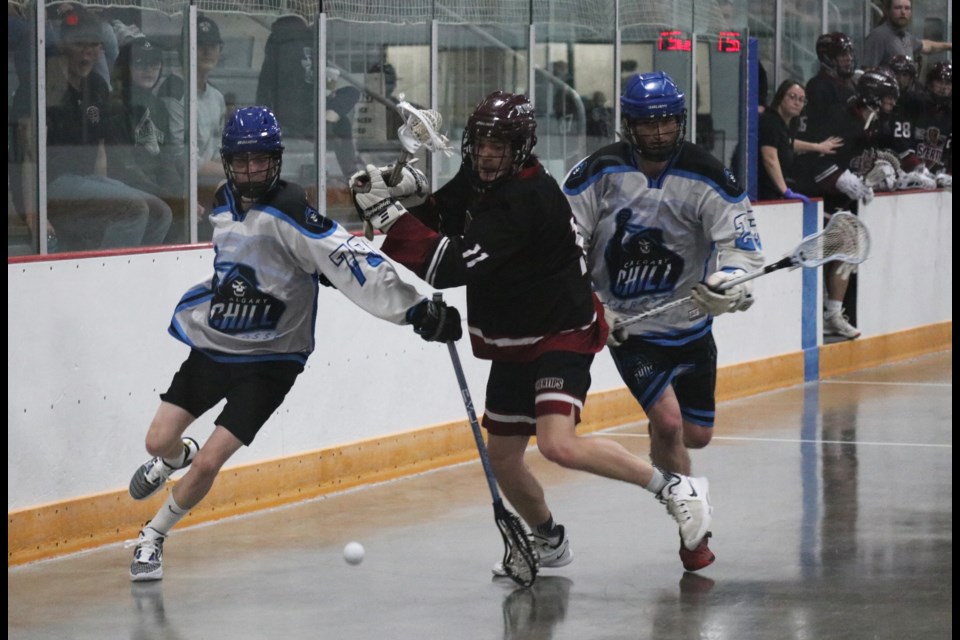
[
  {"xmin": 562, "ymin": 142, "xmax": 635, "ymax": 195},
  {"xmin": 670, "ymin": 142, "xmax": 746, "ymax": 201}
]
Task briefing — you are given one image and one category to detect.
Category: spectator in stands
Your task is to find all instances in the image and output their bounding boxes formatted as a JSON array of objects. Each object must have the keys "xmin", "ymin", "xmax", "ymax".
[
  {"xmin": 324, "ymin": 67, "xmax": 362, "ymax": 180},
  {"xmin": 861, "ymin": 0, "xmax": 952, "ymax": 69},
  {"xmin": 369, "ymin": 60, "xmax": 404, "ymax": 141},
  {"xmin": 585, "ymin": 91, "xmax": 614, "ymax": 138},
  {"xmin": 255, "ymin": 14, "xmax": 314, "ymax": 139},
  {"xmin": 792, "ymin": 69, "xmax": 901, "ymax": 340},
  {"xmin": 106, "ymin": 34, "xmax": 183, "ymax": 243},
  {"xmin": 550, "ymin": 60, "xmax": 581, "ymax": 133},
  {"xmin": 18, "ymin": 8, "xmax": 170, "ymax": 252},
  {"xmin": 797, "ymin": 32, "xmax": 856, "ymax": 145},
  {"xmin": 157, "ymin": 12, "xmax": 226, "ymax": 239}
]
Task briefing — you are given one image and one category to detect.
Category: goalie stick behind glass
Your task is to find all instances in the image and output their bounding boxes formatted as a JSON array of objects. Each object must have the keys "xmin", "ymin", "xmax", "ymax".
[
  {"xmin": 614, "ymin": 212, "xmax": 871, "ymax": 331},
  {"xmin": 434, "ymin": 293, "xmax": 539, "ymax": 588}
]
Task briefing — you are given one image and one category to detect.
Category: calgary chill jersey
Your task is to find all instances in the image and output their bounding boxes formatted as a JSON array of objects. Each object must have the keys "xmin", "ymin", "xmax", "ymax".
[
  {"xmin": 169, "ymin": 180, "xmax": 423, "ymax": 363},
  {"xmin": 563, "ymin": 141, "xmax": 763, "ymax": 346}
]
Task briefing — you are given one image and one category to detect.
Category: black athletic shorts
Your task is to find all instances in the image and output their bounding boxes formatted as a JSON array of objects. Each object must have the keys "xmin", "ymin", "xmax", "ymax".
[
  {"xmin": 482, "ymin": 351, "xmax": 594, "ymax": 437},
  {"xmin": 160, "ymin": 350, "xmax": 304, "ymax": 446},
  {"xmin": 609, "ymin": 332, "xmax": 717, "ymax": 427}
]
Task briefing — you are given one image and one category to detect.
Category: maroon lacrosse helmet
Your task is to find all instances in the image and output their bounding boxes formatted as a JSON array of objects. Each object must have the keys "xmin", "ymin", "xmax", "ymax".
[{"xmin": 461, "ymin": 91, "xmax": 538, "ymax": 189}]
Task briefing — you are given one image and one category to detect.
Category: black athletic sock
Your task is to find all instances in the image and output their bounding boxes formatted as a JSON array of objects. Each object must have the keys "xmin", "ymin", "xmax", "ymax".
[{"xmin": 535, "ymin": 515, "xmax": 561, "ymax": 539}]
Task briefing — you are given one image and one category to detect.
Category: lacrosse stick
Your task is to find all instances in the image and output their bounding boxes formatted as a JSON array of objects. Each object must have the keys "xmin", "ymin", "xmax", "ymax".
[
  {"xmin": 360, "ymin": 96, "xmax": 452, "ymax": 240},
  {"xmin": 434, "ymin": 293, "xmax": 538, "ymax": 588},
  {"xmin": 614, "ymin": 211, "xmax": 871, "ymax": 331}
]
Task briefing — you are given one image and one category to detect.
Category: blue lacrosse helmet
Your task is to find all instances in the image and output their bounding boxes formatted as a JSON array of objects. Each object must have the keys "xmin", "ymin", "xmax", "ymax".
[
  {"xmin": 620, "ymin": 71, "xmax": 687, "ymax": 161},
  {"xmin": 221, "ymin": 106, "xmax": 285, "ymax": 199}
]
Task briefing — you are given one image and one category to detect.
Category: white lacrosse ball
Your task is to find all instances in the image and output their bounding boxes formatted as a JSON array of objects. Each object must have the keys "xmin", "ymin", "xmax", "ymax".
[{"xmin": 343, "ymin": 541, "xmax": 365, "ymax": 566}]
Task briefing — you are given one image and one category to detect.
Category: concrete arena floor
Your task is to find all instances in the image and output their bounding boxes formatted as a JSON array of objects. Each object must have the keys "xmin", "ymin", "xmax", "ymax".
[{"xmin": 8, "ymin": 351, "xmax": 952, "ymax": 640}]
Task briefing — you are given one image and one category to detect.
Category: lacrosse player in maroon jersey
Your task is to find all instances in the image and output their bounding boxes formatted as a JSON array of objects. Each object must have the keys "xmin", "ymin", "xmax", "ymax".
[
  {"xmin": 351, "ymin": 90, "xmax": 713, "ymax": 579},
  {"xmin": 792, "ymin": 69, "xmax": 901, "ymax": 339}
]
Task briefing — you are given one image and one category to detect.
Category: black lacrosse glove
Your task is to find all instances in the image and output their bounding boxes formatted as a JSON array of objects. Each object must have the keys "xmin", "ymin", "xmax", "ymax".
[{"xmin": 406, "ymin": 298, "xmax": 463, "ymax": 342}]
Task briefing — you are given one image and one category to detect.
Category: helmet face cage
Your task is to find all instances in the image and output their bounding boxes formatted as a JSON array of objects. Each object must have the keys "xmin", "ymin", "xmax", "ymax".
[
  {"xmin": 856, "ymin": 70, "xmax": 900, "ymax": 111},
  {"xmin": 816, "ymin": 33, "xmax": 855, "ymax": 78},
  {"xmin": 620, "ymin": 71, "xmax": 687, "ymax": 162},
  {"xmin": 221, "ymin": 106, "xmax": 285, "ymax": 199},
  {"xmin": 926, "ymin": 62, "xmax": 952, "ymax": 101},
  {"xmin": 888, "ymin": 55, "xmax": 918, "ymax": 79},
  {"xmin": 461, "ymin": 91, "xmax": 537, "ymax": 189}
]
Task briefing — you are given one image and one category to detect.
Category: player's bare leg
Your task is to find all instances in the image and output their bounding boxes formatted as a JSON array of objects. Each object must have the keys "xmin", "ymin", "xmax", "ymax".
[
  {"xmin": 487, "ymin": 433, "xmax": 550, "ymax": 527},
  {"xmin": 487, "ymin": 433, "xmax": 573, "ymax": 575},
  {"xmin": 645, "ymin": 388, "xmax": 693, "ymax": 475},
  {"xmin": 534, "ymin": 411, "xmax": 654, "ymax": 486},
  {"xmin": 644, "ymin": 390, "xmax": 716, "ymax": 571}
]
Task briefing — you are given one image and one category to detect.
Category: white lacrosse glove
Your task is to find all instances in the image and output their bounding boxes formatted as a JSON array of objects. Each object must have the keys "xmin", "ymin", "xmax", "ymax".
[
  {"xmin": 896, "ymin": 166, "xmax": 938, "ymax": 191},
  {"xmin": 351, "ymin": 164, "xmax": 429, "ymax": 202},
  {"xmin": 377, "ymin": 164, "xmax": 430, "ymax": 207},
  {"xmin": 603, "ymin": 306, "xmax": 628, "ymax": 347},
  {"xmin": 691, "ymin": 269, "xmax": 754, "ymax": 316},
  {"xmin": 863, "ymin": 159, "xmax": 898, "ymax": 192},
  {"xmin": 351, "ymin": 164, "xmax": 408, "ymax": 233},
  {"xmin": 835, "ymin": 169, "xmax": 874, "ymax": 205},
  {"xmin": 935, "ymin": 172, "xmax": 952, "ymax": 189}
]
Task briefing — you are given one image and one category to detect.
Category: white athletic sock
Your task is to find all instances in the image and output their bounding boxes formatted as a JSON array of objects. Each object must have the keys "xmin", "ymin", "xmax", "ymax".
[
  {"xmin": 161, "ymin": 441, "xmax": 188, "ymax": 468},
  {"xmin": 147, "ymin": 493, "xmax": 189, "ymax": 536},
  {"xmin": 824, "ymin": 300, "xmax": 842, "ymax": 316},
  {"xmin": 645, "ymin": 466, "xmax": 669, "ymax": 495}
]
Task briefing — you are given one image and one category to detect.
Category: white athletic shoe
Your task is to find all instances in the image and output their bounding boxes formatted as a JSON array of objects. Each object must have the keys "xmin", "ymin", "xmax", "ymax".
[
  {"xmin": 824, "ymin": 312, "xmax": 860, "ymax": 339},
  {"xmin": 492, "ymin": 525, "xmax": 573, "ymax": 577},
  {"xmin": 129, "ymin": 437, "xmax": 199, "ymax": 500},
  {"xmin": 127, "ymin": 525, "xmax": 165, "ymax": 582},
  {"xmin": 657, "ymin": 475, "xmax": 712, "ymax": 551}
]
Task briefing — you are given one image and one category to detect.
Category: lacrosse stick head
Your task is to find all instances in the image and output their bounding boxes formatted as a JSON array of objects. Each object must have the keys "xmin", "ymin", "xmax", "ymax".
[
  {"xmin": 794, "ymin": 211, "xmax": 870, "ymax": 267},
  {"xmin": 494, "ymin": 502, "xmax": 538, "ymax": 588},
  {"xmin": 396, "ymin": 98, "xmax": 451, "ymax": 156}
]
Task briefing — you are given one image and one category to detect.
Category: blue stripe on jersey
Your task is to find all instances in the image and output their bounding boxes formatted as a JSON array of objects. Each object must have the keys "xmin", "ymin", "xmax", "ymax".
[
  {"xmin": 562, "ymin": 164, "xmax": 635, "ymax": 196},
  {"xmin": 259, "ymin": 205, "xmax": 339, "ymax": 240},
  {"xmin": 666, "ymin": 169, "xmax": 749, "ymax": 204}
]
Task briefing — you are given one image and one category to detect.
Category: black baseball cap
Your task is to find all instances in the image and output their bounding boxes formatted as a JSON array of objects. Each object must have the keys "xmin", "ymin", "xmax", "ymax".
[
  {"xmin": 130, "ymin": 39, "xmax": 163, "ymax": 66},
  {"xmin": 60, "ymin": 10, "xmax": 103, "ymax": 44},
  {"xmin": 196, "ymin": 14, "xmax": 223, "ymax": 45}
]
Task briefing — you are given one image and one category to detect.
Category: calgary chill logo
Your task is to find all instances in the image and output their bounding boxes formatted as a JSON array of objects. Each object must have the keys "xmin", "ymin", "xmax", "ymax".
[
  {"xmin": 605, "ymin": 209, "xmax": 683, "ymax": 299},
  {"xmin": 209, "ymin": 264, "xmax": 285, "ymax": 333}
]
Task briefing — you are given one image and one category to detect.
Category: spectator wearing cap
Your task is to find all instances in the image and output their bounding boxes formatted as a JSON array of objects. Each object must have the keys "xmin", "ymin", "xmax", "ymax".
[
  {"xmin": 156, "ymin": 13, "xmax": 227, "ymax": 240},
  {"xmin": 106, "ymin": 32, "xmax": 184, "ymax": 242},
  {"xmin": 17, "ymin": 8, "xmax": 170, "ymax": 252},
  {"xmin": 861, "ymin": 0, "xmax": 952, "ymax": 68}
]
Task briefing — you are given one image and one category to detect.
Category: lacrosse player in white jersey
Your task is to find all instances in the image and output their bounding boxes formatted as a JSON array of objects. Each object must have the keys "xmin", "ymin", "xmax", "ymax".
[
  {"xmin": 124, "ymin": 106, "xmax": 462, "ymax": 582},
  {"xmin": 563, "ymin": 71, "xmax": 764, "ymax": 572}
]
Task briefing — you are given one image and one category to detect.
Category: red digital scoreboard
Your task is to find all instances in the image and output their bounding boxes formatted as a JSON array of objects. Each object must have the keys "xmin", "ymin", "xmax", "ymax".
[{"xmin": 658, "ymin": 30, "xmax": 742, "ymax": 53}]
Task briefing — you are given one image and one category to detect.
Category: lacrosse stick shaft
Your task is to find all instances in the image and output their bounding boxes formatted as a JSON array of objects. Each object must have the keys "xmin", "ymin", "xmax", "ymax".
[
  {"xmin": 446, "ymin": 337, "xmax": 504, "ymax": 502},
  {"xmin": 613, "ymin": 211, "xmax": 869, "ymax": 331},
  {"xmin": 612, "ymin": 256, "xmax": 795, "ymax": 331},
  {"xmin": 387, "ymin": 151, "xmax": 413, "ymax": 187}
]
